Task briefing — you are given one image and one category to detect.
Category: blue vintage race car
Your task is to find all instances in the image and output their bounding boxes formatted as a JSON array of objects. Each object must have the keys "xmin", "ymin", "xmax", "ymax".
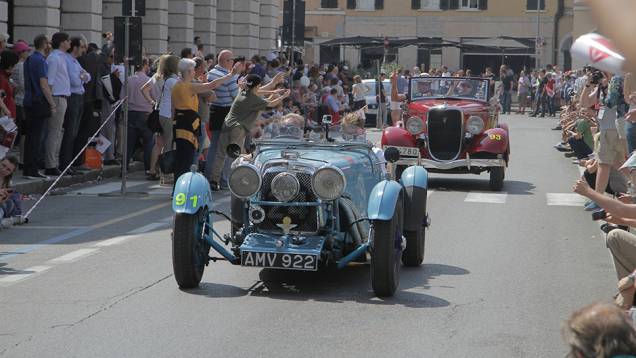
[{"xmin": 171, "ymin": 124, "xmax": 430, "ymax": 297}]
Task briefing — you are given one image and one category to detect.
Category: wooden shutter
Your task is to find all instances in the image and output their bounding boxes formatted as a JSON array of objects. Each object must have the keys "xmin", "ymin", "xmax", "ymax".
[
  {"xmin": 375, "ymin": 0, "xmax": 384, "ymax": 10},
  {"xmin": 347, "ymin": 0, "xmax": 356, "ymax": 9},
  {"xmin": 412, "ymin": 0, "xmax": 421, "ymax": 9},
  {"xmin": 479, "ymin": 0, "xmax": 487, "ymax": 10},
  {"xmin": 439, "ymin": 0, "xmax": 449, "ymax": 10},
  {"xmin": 449, "ymin": 0, "xmax": 460, "ymax": 9}
]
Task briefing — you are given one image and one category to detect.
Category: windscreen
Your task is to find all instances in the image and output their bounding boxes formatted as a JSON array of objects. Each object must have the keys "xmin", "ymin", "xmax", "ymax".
[{"xmin": 410, "ymin": 77, "xmax": 489, "ymax": 102}]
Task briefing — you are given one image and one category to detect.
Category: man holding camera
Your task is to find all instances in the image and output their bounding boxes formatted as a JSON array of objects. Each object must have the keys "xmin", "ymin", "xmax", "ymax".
[{"xmin": 579, "ymin": 71, "xmax": 627, "ymax": 211}]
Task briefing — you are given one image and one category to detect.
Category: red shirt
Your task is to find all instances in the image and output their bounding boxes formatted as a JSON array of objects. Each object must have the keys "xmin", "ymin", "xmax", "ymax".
[{"xmin": 0, "ymin": 70, "xmax": 16, "ymax": 119}]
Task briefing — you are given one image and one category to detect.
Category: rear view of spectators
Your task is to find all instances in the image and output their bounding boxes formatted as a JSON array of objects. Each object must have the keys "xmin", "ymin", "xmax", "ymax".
[
  {"xmin": 562, "ymin": 302, "xmax": 636, "ymax": 358},
  {"xmin": 0, "ymin": 50, "xmax": 18, "ymax": 119},
  {"xmin": 23, "ymin": 34, "xmax": 54, "ymax": 179},
  {"xmin": 45, "ymin": 32, "xmax": 72, "ymax": 176}
]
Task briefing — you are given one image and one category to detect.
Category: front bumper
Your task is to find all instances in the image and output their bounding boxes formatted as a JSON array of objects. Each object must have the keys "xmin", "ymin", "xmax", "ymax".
[{"xmin": 395, "ymin": 157, "xmax": 506, "ymax": 170}]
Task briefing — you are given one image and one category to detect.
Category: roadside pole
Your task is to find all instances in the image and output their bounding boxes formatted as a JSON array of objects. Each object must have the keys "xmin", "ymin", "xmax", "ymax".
[{"xmin": 121, "ymin": 15, "xmax": 129, "ymax": 195}]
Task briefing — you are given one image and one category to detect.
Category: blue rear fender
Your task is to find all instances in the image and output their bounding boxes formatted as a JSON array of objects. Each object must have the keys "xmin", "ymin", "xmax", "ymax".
[
  {"xmin": 367, "ymin": 180, "xmax": 403, "ymax": 221},
  {"xmin": 399, "ymin": 166, "xmax": 428, "ymax": 189},
  {"xmin": 172, "ymin": 171, "xmax": 212, "ymax": 214}
]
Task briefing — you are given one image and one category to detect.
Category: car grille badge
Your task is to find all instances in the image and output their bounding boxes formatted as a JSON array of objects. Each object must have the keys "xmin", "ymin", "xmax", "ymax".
[{"xmin": 277, "ymin": 216, "xmax": 297, "ymax": 235}]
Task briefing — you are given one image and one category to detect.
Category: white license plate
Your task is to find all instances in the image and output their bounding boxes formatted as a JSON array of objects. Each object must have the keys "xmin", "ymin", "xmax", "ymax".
[
  {"xmin": 384, "ymin": 146, "xmax": 420, "ymax": 157},
  {"xmin": 241, "ymin": 251, "xmax": 318, "ymax": 271}
]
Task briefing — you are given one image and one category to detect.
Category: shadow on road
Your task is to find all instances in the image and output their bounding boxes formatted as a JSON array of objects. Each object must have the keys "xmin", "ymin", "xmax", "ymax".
[
  {"xmin": 185, "ymin": 263, "xmax": 469, "ymax": 308},
  {"xmin": 429, "ymin": 177, "xmax": 535, "ymax": 195},
  {"xmin": 0, "ymin": 262, "xmax": 32, "ymax": 275}
]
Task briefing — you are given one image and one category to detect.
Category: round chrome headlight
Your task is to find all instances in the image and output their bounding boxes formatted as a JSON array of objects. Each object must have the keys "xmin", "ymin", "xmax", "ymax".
[
  {"xmin": 466, "ymin": 116, "xmax": 485, "ymax": 135},
  {"xmin": 228, "ymin": 164, "xmax": 261, "ymax": 199},
  {"xmin": 311, "ymin": 166, "xmax": 346, "ymax": 201},
  {"xmin": 406, "ymin": 116, "xmax": 424, "ymax": 134},
  {"xmin": 271, "ymin": 172, "xmax": 300, "ymax": 202}
]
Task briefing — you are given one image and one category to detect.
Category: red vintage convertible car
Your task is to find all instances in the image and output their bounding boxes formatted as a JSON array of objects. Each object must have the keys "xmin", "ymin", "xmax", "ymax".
[{"xmin": 381, "ymin": 77, "xmax": 510, "ymax": 191}]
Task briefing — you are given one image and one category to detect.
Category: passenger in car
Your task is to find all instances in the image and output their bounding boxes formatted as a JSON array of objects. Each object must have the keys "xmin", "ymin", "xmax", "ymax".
[{"xmin": 342, "ymin": 112, "xmax": 387, "ymax": 176}]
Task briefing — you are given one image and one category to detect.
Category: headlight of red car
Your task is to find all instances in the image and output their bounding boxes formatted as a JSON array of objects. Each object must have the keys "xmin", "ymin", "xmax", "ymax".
[
  {"xmin": 466, "ymin": 116, "xmax": 485, "ymax": 135},
  {"xmin": 406, "ymin": 116, "xmax": 424, "ymax": 134}
]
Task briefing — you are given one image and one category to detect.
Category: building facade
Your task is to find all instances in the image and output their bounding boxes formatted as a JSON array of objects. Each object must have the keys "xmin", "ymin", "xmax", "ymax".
[
  {"xmin": 0, "ymin": 0, "xmax": 280, "ymax": 57},
  {"xmin": 297, "ymin": 0, "xmax": 575, "ymax": 72}
]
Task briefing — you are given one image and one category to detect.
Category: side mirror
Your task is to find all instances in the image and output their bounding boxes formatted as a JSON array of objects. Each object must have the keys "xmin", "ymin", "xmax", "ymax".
[
  {"xmin": 226, "ymin": 144, "xmax": 241, "ymax": 159},
  {"xmin": 384, "ymin": 147, "xmax": 400, "ymax": 163}
]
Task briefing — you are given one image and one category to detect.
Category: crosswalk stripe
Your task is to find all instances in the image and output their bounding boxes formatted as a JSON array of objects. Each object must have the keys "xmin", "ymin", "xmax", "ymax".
[
  {"xmin": 48, "ymin": 248, "xmax": 99, "ymax": 263},
  {"xmin": 546, "ymin": 193, "xmax": 587, "ymax": 206},
  {"xmin": 127, "ymin": 222, "xmax": 168, "ymax": 234},
  {"xmin": 67, "ymin": 181, "xmax": 146, "ymax": 195},
  {"xmin": 464, "ymin": 192, "xmax": 507, "ymax": 204},
  {"xmin": 0, "ymin": 265, "xmax": 52, "ymax": 286},
  {"xmin": 94, "ymin": 235, "xmax": 138, "ymax": 247}
]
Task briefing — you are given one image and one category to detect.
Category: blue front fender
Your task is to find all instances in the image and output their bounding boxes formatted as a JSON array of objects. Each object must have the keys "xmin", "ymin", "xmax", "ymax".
[
  {"xmin": 367, "ymin": 180, "xmax": 403, "ymax": 221},
  {"xmin": 172, "ymin": 171, "xmax": 212, "ymax": 214},
  {"xmin": 399, "ymin": 166, "xmax": 428, "ymax": 189}
]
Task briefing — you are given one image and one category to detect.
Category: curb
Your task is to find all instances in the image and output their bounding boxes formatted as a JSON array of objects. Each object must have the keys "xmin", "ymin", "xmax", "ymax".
[{"xmin": 13, "ymin": 162, "xmax": 144, "ymax": 194}]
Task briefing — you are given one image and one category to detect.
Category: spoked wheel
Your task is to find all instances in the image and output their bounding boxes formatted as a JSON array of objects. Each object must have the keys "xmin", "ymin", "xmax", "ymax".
[
  {"xmin": 172, "ymin": 209, "xmax": 211, "ymax": 289},
  {"xmin": 489, "ymin": 167, "xmax": 505, "ymax": 191},
  {"xmin": 370, "ymin": 196, "xmax": 403, "ymax": 297}
]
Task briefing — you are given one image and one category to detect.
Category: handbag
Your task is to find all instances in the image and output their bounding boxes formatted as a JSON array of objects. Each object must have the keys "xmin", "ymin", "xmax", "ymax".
[
  {"xmin": 158, "ymin": 150, "xmax": 176, "ymax": 174},
  {"xmin": 146, "ymin": 79, "xmax": 166, "ymax": 133}
]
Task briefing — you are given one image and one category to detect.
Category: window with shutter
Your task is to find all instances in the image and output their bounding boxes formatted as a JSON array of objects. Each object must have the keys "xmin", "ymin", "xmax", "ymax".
[
  {"xmin": 347, "ymin": 0, "xmax": 355, "ymax": 9},
  {"xmin": 375, "ymin": 0, "xmax": 384, "ymax": 10},
  {"xmin": 439, "ymin": 0, "xmax": 450, "ymax": 10},
  {"xmin": 526, "ymin": 0, "xmax": 545, "ymax": 10},
  {"xmin": 358, "ymin": 0, "xmax": 375, "ymax": 10},
  {"xmin": 321, "ymin": 0, "xmax": 338, "ymax": 8},
  {"xmin": 419, "ymin": 0, "xmax": 440, "ymax": 9},
  {"xmin": 412, "ymin": 0, "xmax": 420, "ymax": 9},
  {"xmin": 478, "ymin": 0, "xmax": 487, "ymax": 10},
  {"xmin": 460, "ymin": 0, "xmax": 478, "ymax": 9}
]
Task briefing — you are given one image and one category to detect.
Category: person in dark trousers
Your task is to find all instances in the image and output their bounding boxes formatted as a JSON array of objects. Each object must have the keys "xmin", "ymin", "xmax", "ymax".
[
  {"xmin": 74, "ymin": 44, "xmax": 107, "ymax": 169},
  {"xmin": 59, "ymin": 37, "xmax": 90, "ymax": 173},
  {"xmin": 22, "ymin": 34, "xmax": 55, "ymax": 179},
  {"xmin": 121, "ymin": 58, "xmax": 154, "ymax": 172}
]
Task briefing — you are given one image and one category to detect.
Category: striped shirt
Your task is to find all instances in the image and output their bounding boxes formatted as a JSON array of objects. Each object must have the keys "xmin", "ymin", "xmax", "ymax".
[{"xmin": 207, "ymin": 65, "xmax": 238, "ymax": 108}]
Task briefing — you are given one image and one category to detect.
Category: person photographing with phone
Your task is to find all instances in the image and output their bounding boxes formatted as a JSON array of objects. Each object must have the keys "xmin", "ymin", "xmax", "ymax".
[{"xmin": 208, "ymin": 74, "xmax": 290, "ymax": 191}]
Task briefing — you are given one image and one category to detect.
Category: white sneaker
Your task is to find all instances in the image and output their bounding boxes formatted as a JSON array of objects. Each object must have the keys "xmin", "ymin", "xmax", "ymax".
[{"xmin": 0, "ymin": 218, "xmax": 13, "ymax": 228}]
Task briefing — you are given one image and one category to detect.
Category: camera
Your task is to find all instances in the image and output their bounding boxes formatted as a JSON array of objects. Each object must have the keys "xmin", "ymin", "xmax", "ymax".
[
  {"xmin": 590, "ymin": 70, "xmax": 603, "ymax": 85},
  {"xmin": 592, "ymin": 210, "xmax": 608, "ymax": 221}
]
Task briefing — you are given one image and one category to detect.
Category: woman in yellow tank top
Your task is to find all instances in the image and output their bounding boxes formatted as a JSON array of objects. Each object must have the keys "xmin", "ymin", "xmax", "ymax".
[{"xmin": 171, "ymin": 58, "xmax": 242, "ymax": 187}]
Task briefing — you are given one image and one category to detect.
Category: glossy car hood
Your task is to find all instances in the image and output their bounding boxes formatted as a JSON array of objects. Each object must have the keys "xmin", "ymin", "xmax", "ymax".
[
  {"xmin": 255, "ymin": 145, "xmax": 376, "ymax": 171},
  {"xmin": 408, "ymin": 99, "xmax": 488, "ymax": 114}
]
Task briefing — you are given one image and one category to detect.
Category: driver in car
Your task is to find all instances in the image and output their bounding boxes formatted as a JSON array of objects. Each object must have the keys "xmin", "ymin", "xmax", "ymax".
[
  {"xmin": 451, "ymin": 80, "xmax": 476, "ymax": 97},
  {"xmin": 414, "ymin": 80, "xmax": 433, "ymax": 97}
]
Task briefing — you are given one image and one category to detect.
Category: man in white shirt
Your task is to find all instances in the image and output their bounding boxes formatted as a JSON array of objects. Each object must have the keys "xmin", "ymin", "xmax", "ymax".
[{"xmin": 44, "ymin": 32, "xmax": 71, "ymax": 176}]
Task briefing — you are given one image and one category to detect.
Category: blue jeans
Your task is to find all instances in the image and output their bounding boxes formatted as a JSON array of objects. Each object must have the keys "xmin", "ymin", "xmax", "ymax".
[
  {"xmin": 500, "ymin": 90, "xmax": 512, "ymax": 114},
  {"xmin": 625, "ymin": 121, "xmax": 636, "ymax": 154}
]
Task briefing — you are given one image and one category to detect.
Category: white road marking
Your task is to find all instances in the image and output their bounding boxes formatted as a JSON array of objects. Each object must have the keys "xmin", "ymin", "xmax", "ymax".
[
  {"xmin": 427, "ymin": 190, "xmax": 434, "ymax": 198},
  {"xmin": 546, "ymin": 193, "xmax": 588, "ymax": 206},
  {"xmin": 464, "ymin": 192, "xmax": 507, "ymax": 204},
  {"xmin": 0, "ymin": 265, "xmax": 52, "ymax": 286},
  {"xmin": 12, "ymin": 225, "xmax": 89, "ymax": 230},
  {"xmin": 49, "ymin": 248, "xmax": 99, "ymax": 263},
  {"xmin": 127, "ymin": 222, "xmax": 167, "ymax": 234},
  {"xmin": 67, "ymin": 181, "xmax": 145, "ymax": 195},
  {"xmin": 94, "ymin": 235, "xmax": 138, "ymax": 247},
  {"xmin": 160, "ymin": 216, "xmax": 173, "ymax": 223}
]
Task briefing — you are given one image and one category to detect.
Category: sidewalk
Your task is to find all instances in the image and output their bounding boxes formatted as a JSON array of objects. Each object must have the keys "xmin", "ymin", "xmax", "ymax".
[{"xmin": 12, "ymin": 162, "xmax": 144, "ymax": 194}]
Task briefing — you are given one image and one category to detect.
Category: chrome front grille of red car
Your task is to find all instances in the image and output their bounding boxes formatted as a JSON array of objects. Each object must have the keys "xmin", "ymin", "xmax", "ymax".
[{"xmin": 427, "ymin": 109, "xmax": 463, "ymax": 161}]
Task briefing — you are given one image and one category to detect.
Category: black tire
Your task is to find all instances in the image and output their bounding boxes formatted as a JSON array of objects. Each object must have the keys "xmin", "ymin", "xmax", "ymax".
[
  {"xmin": 172, "ymin": 210, "xmax": 210, "ymax": 289},
  {"xmin": 370, "ymin": 196, "xmax": 403, "ymax": 297},
  {"xmin": 402, "ymin": 223, "xmax": 426, "ymax": 267},
  {"xmin": 489, "ymin": 167, "xmax": 505, "ymax": 191}
]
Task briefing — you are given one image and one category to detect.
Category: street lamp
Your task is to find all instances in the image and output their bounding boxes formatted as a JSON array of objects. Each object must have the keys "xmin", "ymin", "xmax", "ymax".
[{"xmin": 536, "ymin": 0, "xmax": 541, "ymax": 69}]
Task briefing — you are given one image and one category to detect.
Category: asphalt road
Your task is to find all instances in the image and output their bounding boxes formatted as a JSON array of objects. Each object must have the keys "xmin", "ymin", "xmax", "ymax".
[{"xmin": 0, "ymin": 114, "xmax": 616, "ymax": 357}]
